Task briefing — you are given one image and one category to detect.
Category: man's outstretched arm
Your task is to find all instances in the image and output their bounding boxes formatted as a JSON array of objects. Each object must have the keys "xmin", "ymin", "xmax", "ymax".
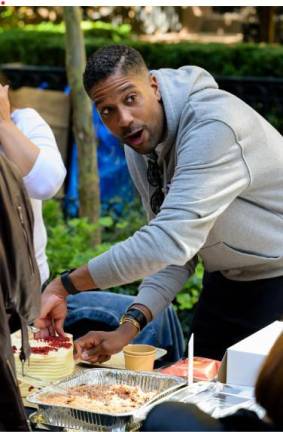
[{"xmin": 35, "ymin": 264, "xmax": 152, "ymax": 344}]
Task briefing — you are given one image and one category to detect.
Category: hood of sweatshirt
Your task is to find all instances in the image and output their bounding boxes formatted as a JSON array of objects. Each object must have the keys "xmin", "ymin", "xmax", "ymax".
[{"xmin": 151, "ymin": 66, "xmax": 219, "ymax": 163}]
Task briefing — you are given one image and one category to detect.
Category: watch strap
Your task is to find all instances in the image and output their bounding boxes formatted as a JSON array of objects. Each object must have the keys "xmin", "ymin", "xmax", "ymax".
[
  {"xmin": 124, "ymin": 307, "xmax": 147, "ymax": 331},
  {"xmin": 60, "ymin": 269, "xmax": 80, "ymax": 295}
]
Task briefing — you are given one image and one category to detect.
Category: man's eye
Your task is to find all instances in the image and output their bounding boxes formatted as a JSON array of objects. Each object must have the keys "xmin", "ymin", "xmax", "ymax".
[
  {"xmin": 126, "ymin": 95, "xmax": 136, "ymax": 104},
  {"xmin": 100, "ymin": 108, "xmax": 111, "ymax": 117}
]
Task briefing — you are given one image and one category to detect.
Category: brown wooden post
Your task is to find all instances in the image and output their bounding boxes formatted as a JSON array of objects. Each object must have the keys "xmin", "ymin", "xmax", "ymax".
[
  {"xmin": 257, "ymin": 6, "xmax": 276, "ymax": 43},
  {"xmin": 63, "ymin": 6, "xmax": 101, "ymax": 245}
]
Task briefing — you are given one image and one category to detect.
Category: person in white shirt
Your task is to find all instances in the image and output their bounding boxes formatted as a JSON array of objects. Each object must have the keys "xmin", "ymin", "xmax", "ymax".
[{"xmin": 0, "ymin": 83, "xmax": 66, "ymax": 285}]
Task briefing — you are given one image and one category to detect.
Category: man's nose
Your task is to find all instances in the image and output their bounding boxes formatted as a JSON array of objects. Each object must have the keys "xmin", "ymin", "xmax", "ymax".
[{"xmin": 117, "ymin": 108, "xmax": 134, "ymax": 127}]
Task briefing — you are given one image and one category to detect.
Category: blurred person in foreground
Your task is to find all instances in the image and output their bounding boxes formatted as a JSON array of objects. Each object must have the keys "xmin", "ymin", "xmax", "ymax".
[
  {"xmin": 0, "ymin": 82, "xmax": 66, "ymax": 430},
  {"xmin": 0, "ymin": 82, "xmax": 66, "ymax": 287},
  {"xmin": 35, "ymin": 45, "xmax": 283, "ymax": 362},
  {"xmin": 141, "ymin": 332, "xmax": 283, "ymax": 431}
]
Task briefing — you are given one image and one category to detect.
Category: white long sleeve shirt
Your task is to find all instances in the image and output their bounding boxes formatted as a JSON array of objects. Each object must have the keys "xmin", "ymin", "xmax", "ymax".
[{"xmin": 10, "ymin": 108, "xmax": 66, "ymax": 284}]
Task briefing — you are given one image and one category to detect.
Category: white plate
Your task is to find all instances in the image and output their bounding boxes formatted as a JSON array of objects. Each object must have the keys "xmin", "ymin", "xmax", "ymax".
[{"xmin": 80, "ymin": 347, "xmax": 167, "ymax": 369}]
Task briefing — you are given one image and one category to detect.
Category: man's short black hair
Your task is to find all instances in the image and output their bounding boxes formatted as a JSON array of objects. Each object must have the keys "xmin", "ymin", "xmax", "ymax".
[{"xmin": 83, "ymin": 44, "xmax": 148, "ymax": 94}]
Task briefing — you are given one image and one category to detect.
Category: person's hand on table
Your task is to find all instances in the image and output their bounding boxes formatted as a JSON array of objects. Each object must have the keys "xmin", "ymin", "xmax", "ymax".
[
  {"xmin": 34, "ymin": 265, "xmax": 96, "ymax": 338},
  {"xmin": 34, "ymin": 276, "xmax": 68, "ymax": 338},
  {"xmin": 74, "ymin": 322, "xmax": 139, "ymax": 364}
]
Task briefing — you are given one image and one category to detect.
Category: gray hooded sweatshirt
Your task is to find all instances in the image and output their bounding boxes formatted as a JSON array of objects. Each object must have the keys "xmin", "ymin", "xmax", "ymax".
[{"xmin": 88, "ymin": 66, "xmax": 283, "ymax": 317}]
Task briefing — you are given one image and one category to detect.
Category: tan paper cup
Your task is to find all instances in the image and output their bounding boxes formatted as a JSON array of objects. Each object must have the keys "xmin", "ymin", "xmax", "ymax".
[{"xmin": 123, "ymin": 344, "xmax": 157, "ymax": 372}]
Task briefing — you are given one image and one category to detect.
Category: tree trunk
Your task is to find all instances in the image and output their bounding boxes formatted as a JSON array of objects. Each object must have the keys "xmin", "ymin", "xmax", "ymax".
[
  {"xmin": 257, "ymin": 6, "xmax": 276, "ymax": 43},
  {"xmin": 63, "ymin": 6, "xmax": 100, "ymax": 245}
]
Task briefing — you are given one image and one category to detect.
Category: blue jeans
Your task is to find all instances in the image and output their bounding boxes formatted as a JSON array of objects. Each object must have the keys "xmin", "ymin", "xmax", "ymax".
[{"xmin": 65, "ymin": 291, "xmax": 185, "ymax": 363}]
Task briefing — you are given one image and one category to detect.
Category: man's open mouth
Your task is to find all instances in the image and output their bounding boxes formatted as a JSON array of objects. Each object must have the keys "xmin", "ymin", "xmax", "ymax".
[{"xmin": 125, "ymin": 129, "xmax": 144, "ymax": 146}]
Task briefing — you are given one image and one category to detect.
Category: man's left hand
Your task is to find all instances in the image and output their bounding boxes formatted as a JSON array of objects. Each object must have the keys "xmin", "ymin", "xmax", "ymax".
[{"xmin": 34, "ymin": 276, "xmax": 68, "ymax": 338}]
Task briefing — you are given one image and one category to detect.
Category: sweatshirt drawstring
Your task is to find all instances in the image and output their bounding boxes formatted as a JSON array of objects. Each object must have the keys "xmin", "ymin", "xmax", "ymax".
[{"xmin": 162, "ymin": 160, "xmax": 167, "ymax": 196}]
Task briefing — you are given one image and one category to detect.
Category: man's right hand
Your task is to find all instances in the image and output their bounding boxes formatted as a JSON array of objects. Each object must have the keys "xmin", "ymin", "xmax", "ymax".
[
  {"xmin": 74, "ymin": 322, "xmax": 139, "ymax": 363},
  {"xmin": 34, "ymin": 276, "xmax": 68, "ymax": 338}
]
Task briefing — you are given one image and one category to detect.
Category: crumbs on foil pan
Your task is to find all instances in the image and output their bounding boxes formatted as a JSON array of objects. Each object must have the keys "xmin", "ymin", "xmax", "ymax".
[{"xmin": 27, "ymin": 368, "xmax": 185, "ymax": 430}]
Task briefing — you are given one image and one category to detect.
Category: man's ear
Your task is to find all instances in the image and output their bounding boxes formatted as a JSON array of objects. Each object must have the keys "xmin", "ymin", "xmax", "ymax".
[{"xmin": 149, "ymin": 75, "xmax": 161, "ymax": 101}]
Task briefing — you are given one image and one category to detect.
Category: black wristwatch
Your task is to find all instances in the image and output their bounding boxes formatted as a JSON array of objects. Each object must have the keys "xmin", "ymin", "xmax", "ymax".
[
  {"xmin": 60, "ymin": 269, "xmax": 80, "ymax": 295},
  {"xmin": 122, "ymin": 307, "xmax": 148, "ymax": 331}
]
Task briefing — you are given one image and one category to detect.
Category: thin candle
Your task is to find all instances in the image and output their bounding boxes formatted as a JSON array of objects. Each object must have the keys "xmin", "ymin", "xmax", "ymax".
[{"xmin": 188, "ymin": 333, "xmax": 194, "ymax": 386}]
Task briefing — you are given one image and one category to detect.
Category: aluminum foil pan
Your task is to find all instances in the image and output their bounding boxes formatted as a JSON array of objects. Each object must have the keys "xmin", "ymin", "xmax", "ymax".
[
  {"xmin": 27, "ymin": 368, "xmax": 185, "ymax": 431},
  {"xmin": 29, "ymin": 409, "xmax": 141, "ymax": 432},
  {"xmin": 135, "ymin": 381, "xmax": 264, "ymax": 423}
]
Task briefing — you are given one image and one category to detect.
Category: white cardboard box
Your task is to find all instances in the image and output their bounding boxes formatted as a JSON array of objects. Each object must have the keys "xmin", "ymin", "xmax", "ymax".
[{"xmin": 219, "ymin": 321, "xmax": 283, "ymax": 386}]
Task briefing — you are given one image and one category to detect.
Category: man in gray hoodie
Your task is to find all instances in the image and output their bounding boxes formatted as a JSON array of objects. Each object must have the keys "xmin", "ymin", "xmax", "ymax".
[{"xmin": 36, "ymin": 45, "xmax": 283, "ymax": 361}]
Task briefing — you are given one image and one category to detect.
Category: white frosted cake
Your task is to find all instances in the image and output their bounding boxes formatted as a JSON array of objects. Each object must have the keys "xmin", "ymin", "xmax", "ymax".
[{"xmin": 11, "ymin": 330, "xmax": 75, "ymax": 384}]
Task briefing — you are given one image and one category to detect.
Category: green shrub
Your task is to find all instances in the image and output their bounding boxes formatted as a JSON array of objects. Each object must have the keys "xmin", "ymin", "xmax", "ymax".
[
  {"xmin": 101, "ymin": 197, "xmax": 146, "ymax": 243},
  {"xmin": 43, "ymin": 199, "xmax": 111, "ymax": 276},
  {"xmin": 175, "ymin": 262, "xmax": 203, "ymax": 312},
  {"xmin": 21, "ymin": 20, "xmax": 132, "ymax": 41},
  {"xmin": 1, "ymin": 28, "xmax": 283, "ymax": 77}
]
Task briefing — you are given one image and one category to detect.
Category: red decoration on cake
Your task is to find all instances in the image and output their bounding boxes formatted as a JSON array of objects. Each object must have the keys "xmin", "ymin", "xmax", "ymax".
[{"xmin": 29, "ymin": 336, "xmax": 72, "ymax": 355}]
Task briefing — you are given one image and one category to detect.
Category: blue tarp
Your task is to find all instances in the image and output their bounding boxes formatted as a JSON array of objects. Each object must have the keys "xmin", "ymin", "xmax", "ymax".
[{"xmin": 64, "ymin": 106, "xmax": 134, "ymax": 217}]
